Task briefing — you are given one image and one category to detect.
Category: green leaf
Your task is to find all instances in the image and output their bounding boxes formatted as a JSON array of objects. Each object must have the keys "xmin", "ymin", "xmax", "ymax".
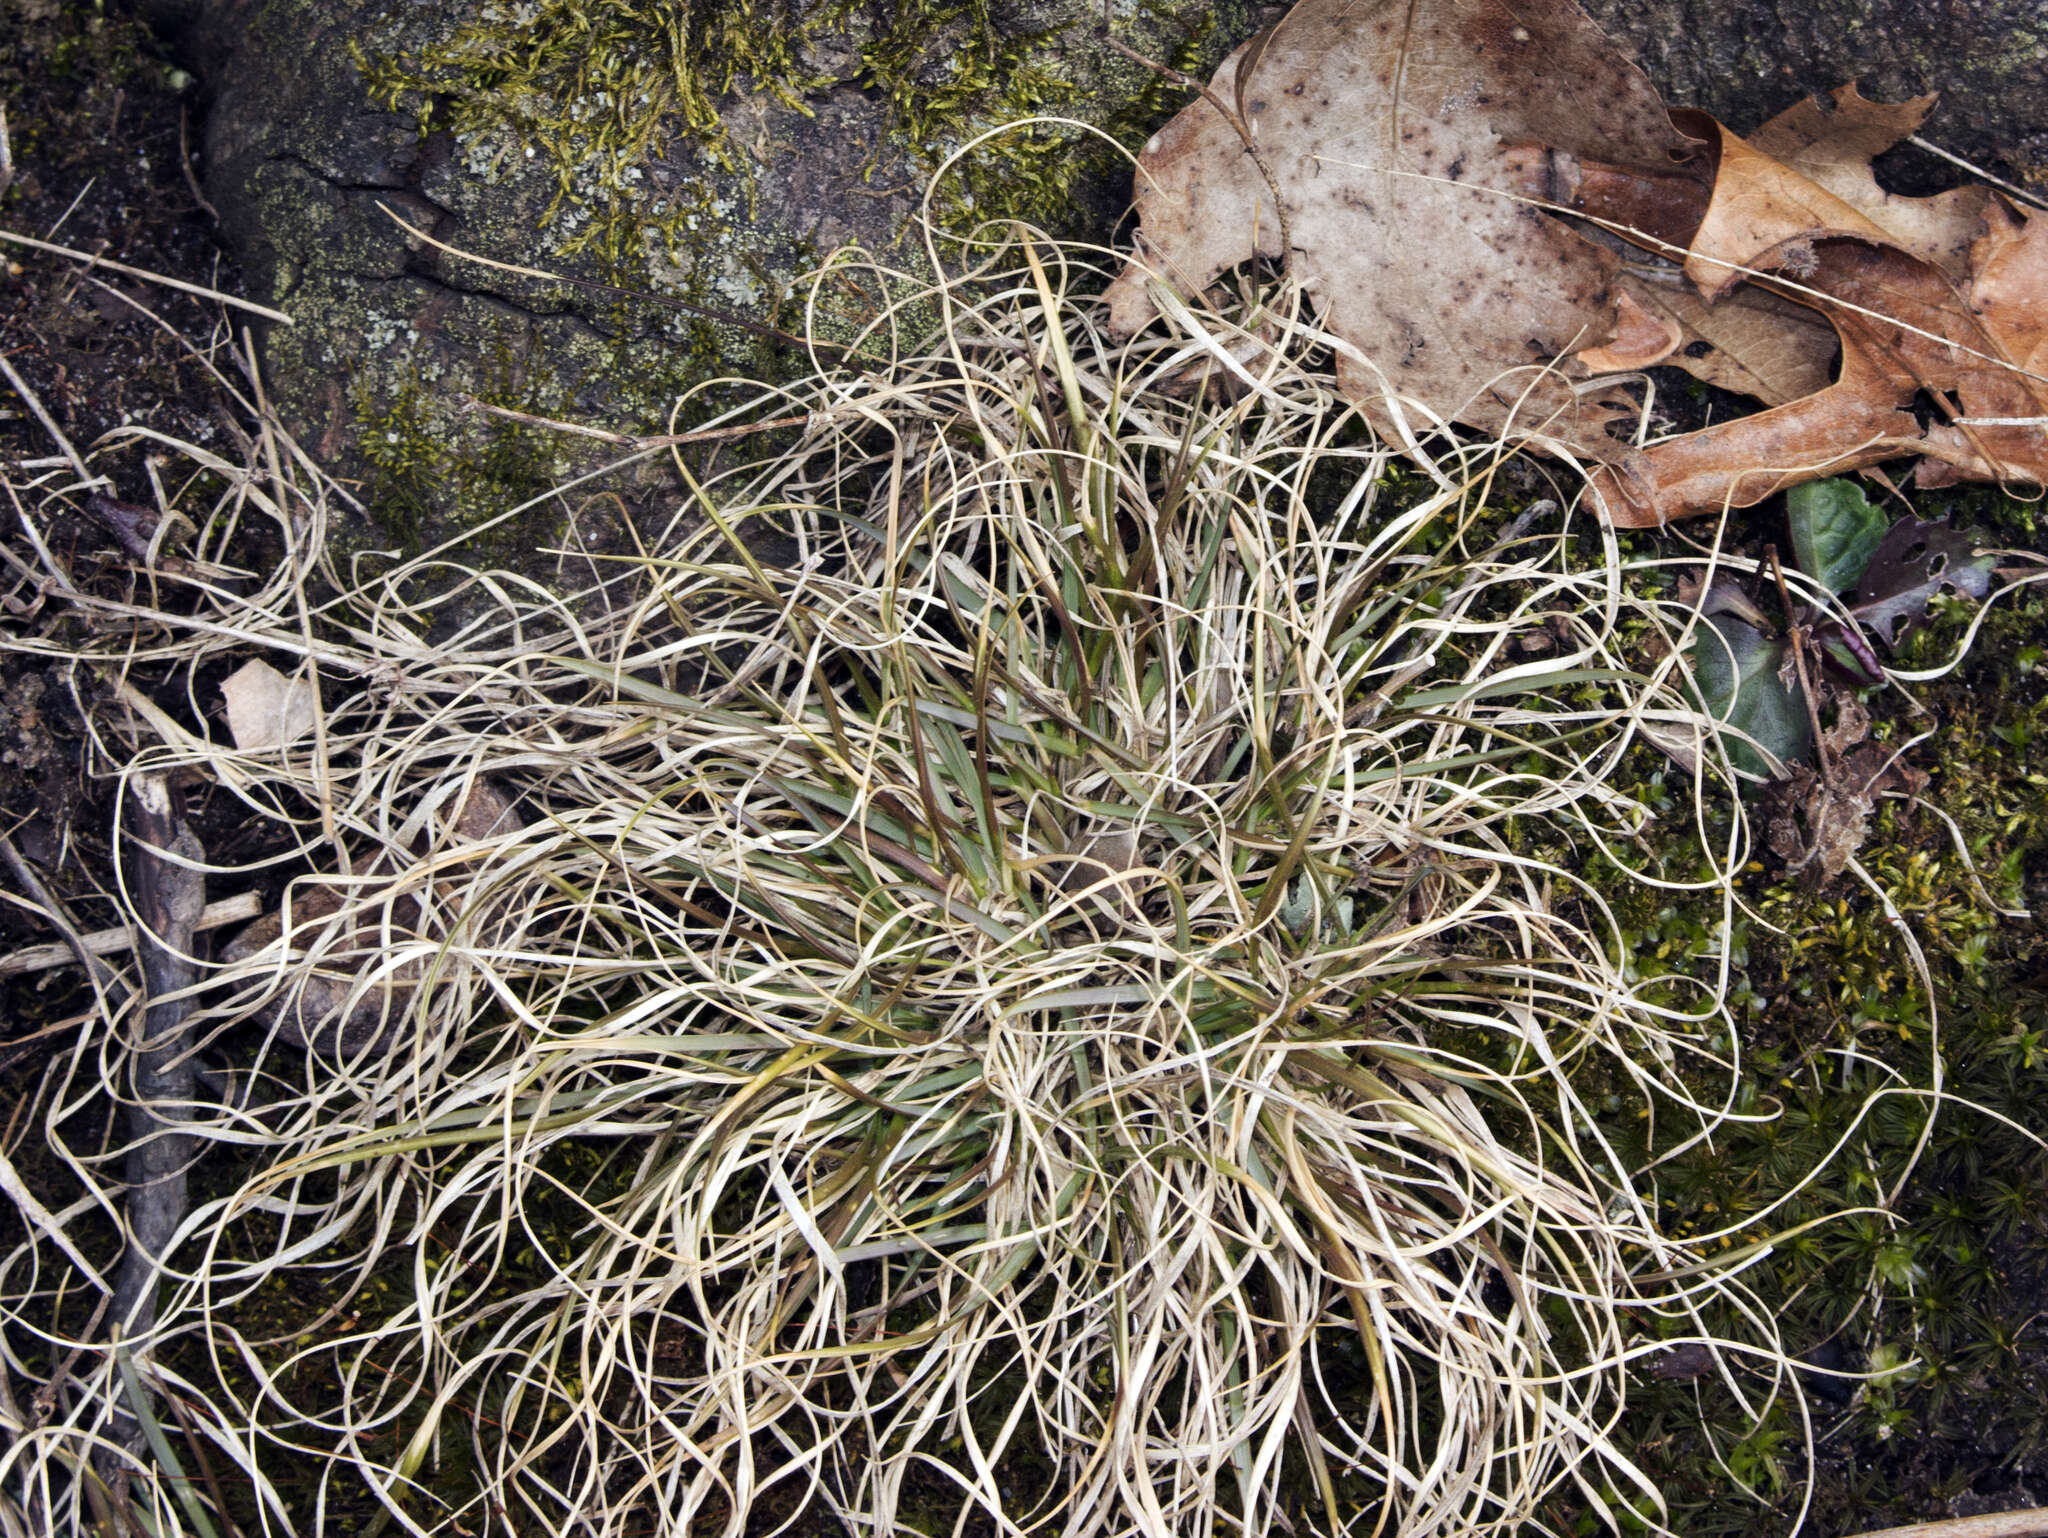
[
  {"xmin": 1788, "ymin": 478, "xmax": 1889, "ymax": 594},
  {"xmin": 116, "ymin": 1341, "xmax": 223, "ymax": 1538},
  {"xmin": 1689, "ymin": 615, "xmax": 1812, "ymax": 777}
]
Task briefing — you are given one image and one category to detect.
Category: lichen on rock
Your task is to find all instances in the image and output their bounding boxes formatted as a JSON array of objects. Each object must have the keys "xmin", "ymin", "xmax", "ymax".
[{"xmin": 161, "ymin": 0, "xmax": 1254, "ymax": 568}]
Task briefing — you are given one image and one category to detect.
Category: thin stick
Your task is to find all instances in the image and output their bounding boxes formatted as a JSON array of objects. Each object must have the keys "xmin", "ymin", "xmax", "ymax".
[
  {"xmin": 1768, "ymin": 546, "xmax": 1831, "ymax": 783},
  {"xmin": 110, "ymin": 772, "xmax": 206, "ymax": 1344},
  {"xmin": 1907, "ymin": 136, "xmax": 2048, "ymax": 212},
  {"xmin": 178, "ymin": 104, "xmax": 219, "ymax": 222},
  {"xmin": 32, "ymin": 1292, "xmax": 113, "ymax": 1424},
  {"xmin": 0, "ymin": 1011, "xmax": 98, "ymax": 1074},
  {"xmin": 0, "ymin": 891, "xmax": 262, "ymax": 977},
  {"xmin": 1843, "ymin": 1512, "xmax": 2048, "ymax": 1538},
  {"xmin": 459, "ymin": 396, "xmax": 818, "ymax": 450},
  {"xmin": 0, "ymin": 348, "xmax": 97, "ymax": 485},
  {"xmin": 0, "ymin": 104, "xmax": 12, "ymax": 202},
  {"xmin": 0, "ymin": 226, "xmax": 291, "ymax": 324},
  {"xmin": 157, "ymin": 1383, "xmax": 245, "ymax": 1538}
]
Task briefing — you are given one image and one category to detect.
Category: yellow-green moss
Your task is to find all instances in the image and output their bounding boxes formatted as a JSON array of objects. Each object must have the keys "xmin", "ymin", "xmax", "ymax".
[{"xmin": 354, "ymin": 0, "xmax": 1245, "ymax": 271}]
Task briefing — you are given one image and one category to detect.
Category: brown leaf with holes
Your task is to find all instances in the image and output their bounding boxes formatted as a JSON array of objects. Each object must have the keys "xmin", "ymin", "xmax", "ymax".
[{"xmin": 1103, "ymin": 0, "xmax": 1705, "ymax": 464}]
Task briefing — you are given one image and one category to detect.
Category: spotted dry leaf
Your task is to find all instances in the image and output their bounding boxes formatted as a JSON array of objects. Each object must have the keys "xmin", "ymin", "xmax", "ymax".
[
  {"xmin": 1103, "ymin": 0, "xmax": 1705, "ymax": 463},
  {"xmin": 1109, "ymin": 0, "xmax": 2048, "ymax": 529}
]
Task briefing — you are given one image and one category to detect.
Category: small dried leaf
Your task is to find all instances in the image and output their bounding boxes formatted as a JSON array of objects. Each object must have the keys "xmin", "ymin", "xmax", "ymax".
[
  {"xmin": 450, "ymin": 780, "xmax": 521, "ymax": 841},
  {"xmin": 220, "ymin": 776, "xmax": 520, "ymax": 1055},
  {"xmin": 82, "ymin": 492, "xmax": 162, "ymax": 562},
  {"xmin": 1850, "ymin": 515, "xmax": 1998, "ymax": 644},
  {"xmin": 1576, "ymin": 286, "xmax": 1682, "ymax": 372},
  {"xmin": 219, "ymin": 884, "xmax": 416, "ymax": 1056},
  {"xmin": 1767, "ymin": 766, "xmax": 1874, "ymax": 884},
  {"xmin": 1764, "ymin": 735, "xmax": 1920, "ymax": 885},
  {"xmin": 1641, "ymin": 1342, "xmax": 1718, "ymax": 1381},
  {"xmin": 1676, "ymin": 569, "xmax": 1774, "ymax": 630},
  {"xmin": 1050, "ymin": 825, "xmax": 1149, "ymax": 929},
  {"xmin": 1820, "ymin": 694, "xmax": 1871, "ymax": 758},
  {"xmin": 220, "ymin": 659, "xmax": 318, "ymax": 751}
]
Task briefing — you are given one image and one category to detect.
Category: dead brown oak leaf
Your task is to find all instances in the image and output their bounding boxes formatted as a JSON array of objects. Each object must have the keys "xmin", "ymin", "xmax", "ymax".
[
  {"xmin": 1576, "ymin": 97, "xmax": 2048, "ymax": 523},
  {"xmin": 1102, "ymin": 0, "xmax": 1706, "ymax": 464},
  {"xmin": 1107, "ymin": 0, "xmax": 2048, "ymax": 527}
]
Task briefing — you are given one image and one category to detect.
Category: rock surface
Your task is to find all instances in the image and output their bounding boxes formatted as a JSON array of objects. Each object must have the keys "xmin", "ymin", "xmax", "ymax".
[
  {"xmin": 146, "ymin": 0, "xmax": 2048, "ymax": 562},
  {"xmin": 1580, "ymin": 0, "xmax": 2048, "ymax": 193},
  {"xmin": 144, "ymin": 0, "xmax": 1262, "ymax": 561}
]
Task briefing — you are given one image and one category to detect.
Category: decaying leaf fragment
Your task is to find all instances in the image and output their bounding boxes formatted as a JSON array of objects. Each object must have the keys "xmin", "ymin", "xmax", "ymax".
[
  {"xmin": 1103, "ymin": 0, "xmax": 1706, "ymax": 465},
  {"xmin": 1765, "ymin": 698, "xmax": 1927, "ymax": 885},
  {"xmin": 221, "ymin": 658, "xmax": 318, "ymax": 751},
  {"xmin": 1848, "ymin": 514, "xmax": 1998, "ymax": 644}
]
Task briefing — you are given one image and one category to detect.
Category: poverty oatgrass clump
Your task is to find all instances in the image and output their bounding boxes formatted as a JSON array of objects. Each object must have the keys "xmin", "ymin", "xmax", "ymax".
[{"xmin": 2, "ymin": 213, "xmax": 2004, "ymax": 1538}]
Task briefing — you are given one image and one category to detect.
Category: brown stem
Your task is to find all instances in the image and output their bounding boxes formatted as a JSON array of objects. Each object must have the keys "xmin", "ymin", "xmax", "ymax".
[
  {"xmin": 110, "ymin": 773, "xmax": 206, "ymax": 1350},
  {"xmin": 1841, "ymin": 1514, "xmax": 2048, "ymax": 1538},
  {"xmin": 1767, "ymin": 546, "xmax": 1831, "ymax": 784}
]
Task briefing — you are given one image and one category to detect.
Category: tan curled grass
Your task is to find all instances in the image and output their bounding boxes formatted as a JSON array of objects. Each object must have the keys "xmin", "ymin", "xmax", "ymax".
[{"xmin": 0, "ymin": 231, "xmax": 1883, "ymax": 1538}]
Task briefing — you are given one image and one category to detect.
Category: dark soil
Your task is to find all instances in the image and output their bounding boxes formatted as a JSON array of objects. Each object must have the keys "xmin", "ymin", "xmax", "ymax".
[{"xmin": 1, "ymin": 0, "xmax": 253, "ymax": 966}]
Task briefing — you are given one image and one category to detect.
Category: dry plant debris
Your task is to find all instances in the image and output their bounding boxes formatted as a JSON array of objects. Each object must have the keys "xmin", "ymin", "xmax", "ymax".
[
  {"xmin": 218, "ymin": 659, "xmax": 318, "ymax": 752},
  {"xmin": 1108, "ymin": 0, "xmax": 2048, "ymax": 526},
  {"xmin": 1671, "ymin": 473, "xmax": 2017, "ymax": 874},
  {"xmin": 0, "ymin": 227, "xmax": 1943, "ymax": 1538}
]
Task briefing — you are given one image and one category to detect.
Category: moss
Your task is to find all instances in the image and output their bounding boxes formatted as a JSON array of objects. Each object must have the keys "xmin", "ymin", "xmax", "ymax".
[
  {"xmin": 352, "ymin": 366, "xmax": 559, "ymax": 555},
  {"xmin": 353, "ymin": 0, "xmax": 831, "ymax": 272},
  {"xmin": 333, "ymin": 312, "xmax": 740, "ymax": 565},
  {"xmin": 294, "ymin": 0, "xmax": 1259, "ymax": 563},
  {"xmin": 353, "ymin": 0, "xmax": 1249, "ymax": 272},
  {"xmin": 1506, "ymin": 519, "xmax": 2048, "ymax": 1534}
]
